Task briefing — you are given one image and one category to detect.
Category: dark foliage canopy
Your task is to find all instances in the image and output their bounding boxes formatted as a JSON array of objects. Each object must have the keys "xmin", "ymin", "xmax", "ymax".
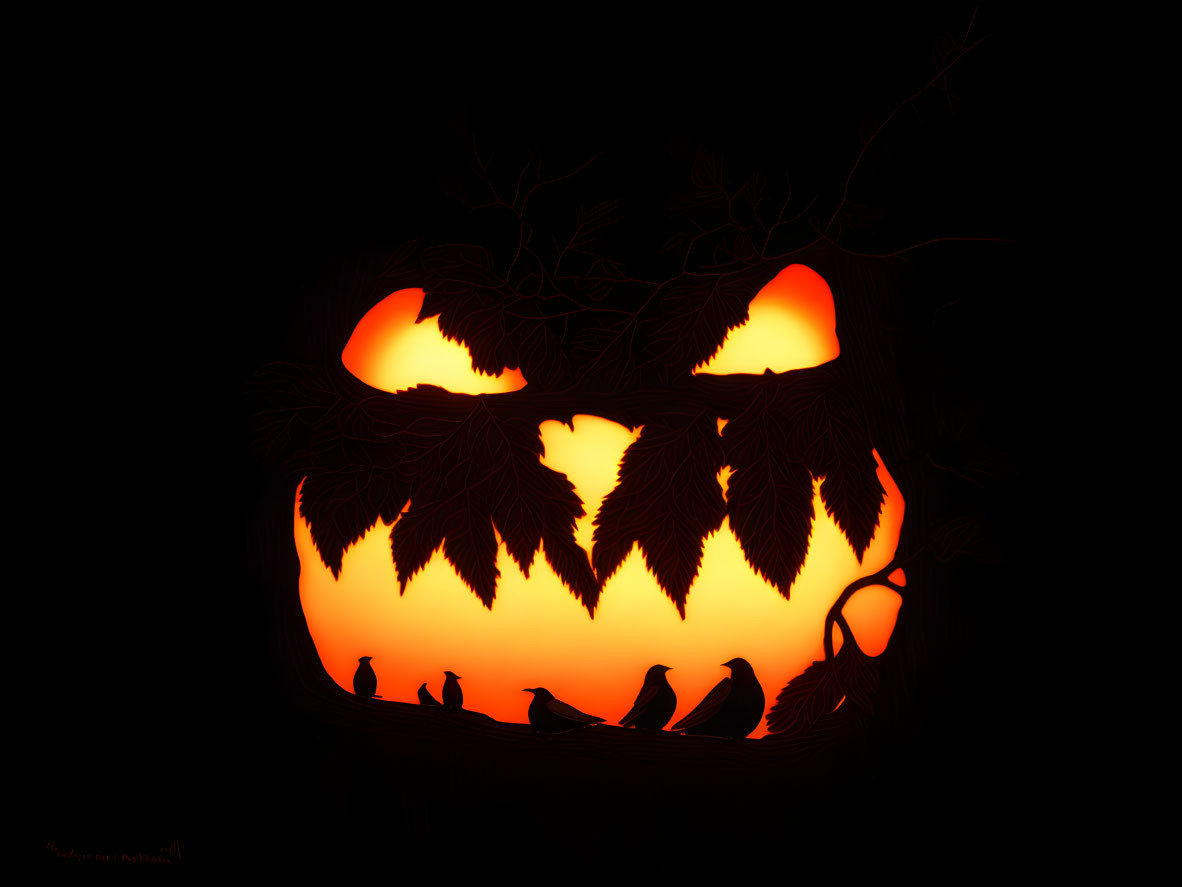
[{"xmin": 270, "ymin": 267, "xmax": 886, "ymax": 619}]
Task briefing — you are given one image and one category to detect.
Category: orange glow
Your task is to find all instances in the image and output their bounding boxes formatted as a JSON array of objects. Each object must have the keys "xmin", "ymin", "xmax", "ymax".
[
  {"xmin": 693, "ymin": 264, "xmax": 840, "ymax": 374},
  {"xmin": 832, "ymin": 621, "xmax": 844, "ymax": 655},
  {"xmin": 296, "ymin": 421, "xmax": 905, "ymax": 739},
  {"xmin": 840, "ymin": 585, "xmax": 903, "ymax": 657},
  {"xmin": 341, "ymin": 288, "xmax": 527, "ymax": 394},
  {"xmin": 888, "ymin": 567, "xmax": 907, "ymax": 587}
]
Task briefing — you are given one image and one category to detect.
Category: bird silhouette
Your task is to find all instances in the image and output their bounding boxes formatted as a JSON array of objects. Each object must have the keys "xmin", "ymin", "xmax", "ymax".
[
  {"xmin": 523, "ymin": 688, "xmax": 605, "ymax": 734},
  {"xmin": 417, "ymin": 682, "xmax": 441, "ymax": 706},
  {"xmin": 353, "ymin": 656, "xmax": 380, "ymax": 699},
  {"xmin": 443, "ymin": 671, "xmax": 463, "ymax": 711},
  {"xmin": 619, "ymin": 665, "xmax": 676, "ymax": 729},
  {"xmin": 671, "ymin": 658, "xmax": 764, "ymax": 738}
]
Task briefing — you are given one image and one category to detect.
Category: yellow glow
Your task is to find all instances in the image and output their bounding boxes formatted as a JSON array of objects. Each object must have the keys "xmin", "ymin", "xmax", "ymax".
[
  {"xmin": 538, "ymin": 416, "xmax": 642, "ymax": 552},
  {"xmin": 694, "ymin": 264, "xmax": 840, "ymax": 374},
  {"xmin": 296, "ymin": 420, "xmax": 905, "ymax": 738},
  {"xmin": 341, "ymin": 288, "xmax": 527, "ymax": 394}
]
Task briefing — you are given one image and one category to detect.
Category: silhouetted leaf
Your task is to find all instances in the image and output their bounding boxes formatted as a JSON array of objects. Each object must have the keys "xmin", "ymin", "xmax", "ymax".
[
  {"xmin": 723, "ymin": 365, "xmax": 886, "ymax": 562},
  {"xmin": 592, "ymin": 416, "xmax": 726, "ymax": 617},
  {"xmin": 781, "ymin": 370, "xmax": 885, "ymax": 560},
  {"xmin": 726, "ymin": 459, "xmax": 814, "ymax": 598},
  {"xmin": 486, "ymin": 430, "xmax": 545, "ymax": 578},
  {"xmin": 390, "ymin": 502, "xmax": 446, "ymax": 593},
  {"xmin": 765, "ymin": 642, "xmax": 879, "ymax": 735},
  {"xmin": 391, "ymin": 410, "xmax": 495, "ymax": 601},
  {"xmin": 486, "ymin": 418, "xmax": 600, "ymax": 613},
  {"xmin": 442, "ymin": 492, "xmax": 500, "ymax": 608},
  {"xmin": 766, "ymin": 658, "xmax": 838, "ymax": 734},
  {"xmin": 818, "ymin": 447, "xmax": 883, "ymax": 562},
  {"xmin": 541, "ymin": 533, "xmax": 601, "ymax": 616},
  {"xmin": 570, "ymin": 320, "xmax": 643, "ymax": 390},
  {"xmin": 502, "ymin": 314, "xmax": 571, "ymax": 387},
  {"xmin": 643, "ymin": 263, "xmax": 789, "ymax": 379},
  {"xmin": 415, "ymin": 290, "xmax": 449, "ymax": 326},
  {"xmin": 723, "ymin": 383, "xmax": 815, "ymax": 598},
  {"xmin": 646, "ymin": 275, "xmax": 751, "ymax": 375},
  {"xmin": 251, "ymin": 361, "xmax": 407, "ymax": 474},
  {"xmin": 414, "ymin": 245, "xmax": 515, "ymax": 376},
  {"xmin": 299, "ymin": 467, "xmax": 410, "ymax": 578},
  {"xmin": 296, "ymin": 403, "xmax": 411, "ymax": 577},
  {"xmin": 414, "ymin": 247, "xmax": 579, "ymax": 386},
  {"xmin": 419, "ymin": 286, "xmax": 513, "ymax": 377},
  {"xmin": 391, "ymin": 408, "xmax": 597, "ymax": 611}
]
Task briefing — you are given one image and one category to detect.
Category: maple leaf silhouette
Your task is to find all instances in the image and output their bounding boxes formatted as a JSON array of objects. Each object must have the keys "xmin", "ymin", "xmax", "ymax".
[
  {"xmin": 592, "ymin": 415, "xmax": 726, "ymax": 617},
  {"xmin": 780, "ymin": 366, "xmax": 886, "ymax": 561},
  {"xmin": 390, "ymin": 408, "xmax": 598, "ymax": 612},
  {"xmin": 415, "ymin": 244, "xmax": 574, "ymax": 386},
  {"xmin": 722, "ymin": 379, "xmax": 816, "ymax": 599},
  {"xmin": 642, "ymin": 266, "xmax": 780, "ymax": 379},
  {"xmin": 299, "ymin": 465, "xmax": 410, "ymax": 578},
  {"xmin": 486, "ymin": 418, "xmax": 599, "ymax": 612},
  {"xmin": 765, "ymin": 639, "xmax": 880, "ymax": 735}
]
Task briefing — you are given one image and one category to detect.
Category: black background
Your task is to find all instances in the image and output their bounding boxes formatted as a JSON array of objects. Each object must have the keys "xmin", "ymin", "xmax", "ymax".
[{"xmin": 39, "ymin": 7, "xmax": 1045, "ymax": 873}]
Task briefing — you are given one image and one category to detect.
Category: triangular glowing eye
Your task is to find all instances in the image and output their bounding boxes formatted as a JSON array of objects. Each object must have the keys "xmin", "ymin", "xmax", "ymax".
[
  {"xmin": 342, "ymin": 288, "xmax": 527, "ymax": 394},
  {"xmin": 693, "ymin": 264, "xmax": 840, "ymax": 375}
]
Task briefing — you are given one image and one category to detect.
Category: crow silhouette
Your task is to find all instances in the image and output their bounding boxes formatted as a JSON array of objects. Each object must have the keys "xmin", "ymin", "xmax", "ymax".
[
  {"xmin": 523, "ymin": 688, "xmax": 605, "ymax": 734},
  {"xmin": 352, "ymin": 656, "xmax": 380, "ymax": 699},
  {"xmin": 417, "ymin": 682, "xmax": 441, "ymax": 705},
  {"xmin": 672, "ymin": 658, "xmax": 764, "ymax": 738},
  {"xmin": 443, "ymin": 671, "xmax": 464, "ymax": 711},
  {"xmin": 619, "ymin": 665, "xmax": 676, "ymax": 729}
]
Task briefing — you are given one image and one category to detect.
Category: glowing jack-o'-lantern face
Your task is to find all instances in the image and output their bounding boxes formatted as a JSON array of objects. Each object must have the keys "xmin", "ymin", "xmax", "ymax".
[{"xmin": 296, "ymin": 264, "xmax": 904, "ymax": 737}]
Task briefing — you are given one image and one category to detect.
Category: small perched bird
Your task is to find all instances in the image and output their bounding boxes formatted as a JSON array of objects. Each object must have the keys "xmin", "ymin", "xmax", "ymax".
[
  {"xmin": 417, "ymin": 682, "xmax": 441, "ymax": 706},
  {"xmin": 523, "ymin": 688, "xmax": 605, "ymax": 734},
  {"xmin": 443, "ymin": 670, "xmax": 463, "ymax": 711},
  {"xmin": 619, "ymin": 665, "xmax": 676, "ymax": 730},
  {"xmin": 672, "ymin": 658, "xmax": 764, "ymax": 739},
  {"xmin": 353, "ymin": 656, "xmax": 380, "ymax": 699}
]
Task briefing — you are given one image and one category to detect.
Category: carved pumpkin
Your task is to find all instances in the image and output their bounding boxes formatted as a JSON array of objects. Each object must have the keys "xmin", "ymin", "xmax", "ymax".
[{"xmin": 295, "ymin": 264, "xmax": 905, "ymax": 737}]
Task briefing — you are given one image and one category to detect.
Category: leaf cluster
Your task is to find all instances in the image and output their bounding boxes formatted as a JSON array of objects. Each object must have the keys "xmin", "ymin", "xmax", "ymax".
[
  {"xmin": 390, "ymin": 407, "xmax": 598, "ymax": 612},
  {"xmin": 274, "ymin": 362, "xmax": 884, "ymax": 618},
  {"xmin": 764, "ymin": 640, "xmax": 880, "ymax": 736},
  {"xmin": 258, "ymin": 147, "xmax": 885, "ymax": 617}
]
